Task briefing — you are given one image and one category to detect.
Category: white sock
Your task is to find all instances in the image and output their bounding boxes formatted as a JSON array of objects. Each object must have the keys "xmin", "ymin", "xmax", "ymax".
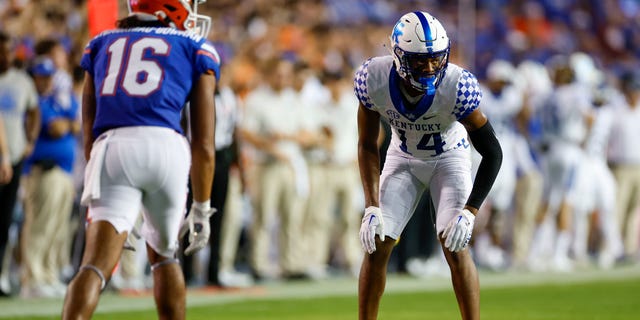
[
  {"xmin": 554, "ymin": 231, "xmax": 572, "ymax": 261},
  {"xmin": 529, "ymin": 217, "xmax": 555, "ymax": 261},
  {"xmin": 572, "ymin": 212, "xmax": 589, "ymax": 261}
]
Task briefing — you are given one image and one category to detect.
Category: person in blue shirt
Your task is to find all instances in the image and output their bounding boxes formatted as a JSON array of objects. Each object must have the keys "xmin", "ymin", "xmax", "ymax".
[
  {"xmin": 62, "ymin": 1, "xmax": 219, "ymax": 319},
  {"xmin": 20, "ymin": 56, "xmax": 80, "ymax": 299}
]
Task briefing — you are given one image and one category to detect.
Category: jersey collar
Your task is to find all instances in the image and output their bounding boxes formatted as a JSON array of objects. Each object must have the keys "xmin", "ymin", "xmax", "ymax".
[{"xmin": 389, "ymin": 67, "xmax": 435, "ymax": 122}]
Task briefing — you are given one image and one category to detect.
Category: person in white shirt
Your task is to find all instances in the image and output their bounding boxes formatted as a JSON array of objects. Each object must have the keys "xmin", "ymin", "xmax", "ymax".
[
  {"xmin": 295, "ymin": 63, "xmax": 333, "ymax": 279},
  {"xmin": 241, "ymin": 58, "xmax": 308, "ymax": 280},
  {"xmin": 608, "ymin": 71, "xmax": 640, "ymax": 260}
]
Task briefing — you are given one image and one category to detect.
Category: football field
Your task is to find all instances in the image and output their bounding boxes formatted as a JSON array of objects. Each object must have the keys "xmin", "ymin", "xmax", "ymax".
[{"xmin": 2, "ymin": 265, "xmax": 639, "ymax": 319}]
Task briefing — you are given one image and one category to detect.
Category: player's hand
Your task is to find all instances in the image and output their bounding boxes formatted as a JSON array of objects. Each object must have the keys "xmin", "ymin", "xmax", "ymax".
[
  {"xmin": 0, "ymin": 162, "xmax": 12, "ymax": 185},
  {"xmin": 442, "ymin": 209, "xmax": 475, "ymax": 252},
  {"xmin": 360, "ymin": 206, "xmax": 385, "ymax": 254},
  {"xmin": 179, "ymin": 202, "xmax": 216, "ymax": 256}
]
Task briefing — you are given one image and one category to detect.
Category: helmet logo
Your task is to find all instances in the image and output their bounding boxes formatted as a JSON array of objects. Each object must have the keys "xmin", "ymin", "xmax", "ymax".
[{"xmin": 391, "ymin": 22, "xmax": 405, "ymax": 44}]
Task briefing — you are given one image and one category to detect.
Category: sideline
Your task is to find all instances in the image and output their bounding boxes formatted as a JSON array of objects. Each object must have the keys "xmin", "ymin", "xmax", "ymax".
[{"xmin": 1, "ymin": 265, "xmax": 639, "ymax": 318}]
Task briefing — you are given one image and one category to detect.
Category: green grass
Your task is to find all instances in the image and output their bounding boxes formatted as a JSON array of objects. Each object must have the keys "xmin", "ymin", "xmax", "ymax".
[{"xmin": 10, "ymin": 274, "xmax": 639, "ymax": 320}]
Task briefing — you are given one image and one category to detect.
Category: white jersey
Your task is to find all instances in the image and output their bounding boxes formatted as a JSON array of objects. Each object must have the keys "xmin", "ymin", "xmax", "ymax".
[
  {"xmin": 608, "ymin": 98, "xmax": 640, "ymax": 165},
  {"xmin": 584, "ymin": 105, "xmax": 614, "ymax": 161},
  {"xmin": 477, "ymin": 84, "xmax": 522, "ymax": 211},
  {"xmin": 541, "ymin": 82, "xmax": 591, "ymax": 145},
  {"xmin": 354, "ymin": 56, "xmax": 481, "ymax": 160},
  {"xmin": 479, "ymin": 84, "xmax": 523, "ymax": 137}
]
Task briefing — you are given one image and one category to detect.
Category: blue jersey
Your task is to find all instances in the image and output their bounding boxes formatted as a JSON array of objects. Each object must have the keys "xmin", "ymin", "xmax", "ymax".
[
  {"xmin": 81, "ymin": 27, "xmax": 220, "ymax": 137},
  {"xmin": 24, "ymin": 93, "xmax": 79, "ymax": 174}
]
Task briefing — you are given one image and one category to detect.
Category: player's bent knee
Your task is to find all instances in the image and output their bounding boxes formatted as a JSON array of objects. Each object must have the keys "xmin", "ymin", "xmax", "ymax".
[
  {"xmin": 150, "ymin": 258, "xmax": 180, "ymax": 272},
  {"xmin": 78, "ymin": 264, "xmax": 107, "ymax": 290}
]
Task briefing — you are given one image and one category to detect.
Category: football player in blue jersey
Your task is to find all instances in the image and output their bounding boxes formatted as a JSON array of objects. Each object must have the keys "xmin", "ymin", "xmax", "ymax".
[
  {"xmin": 355, "ymin": 12, "xmax": 502, "ymax": 320},
  {"xmin": 62, "ymin": 1, "xmax": 218, "ymax": 319}
]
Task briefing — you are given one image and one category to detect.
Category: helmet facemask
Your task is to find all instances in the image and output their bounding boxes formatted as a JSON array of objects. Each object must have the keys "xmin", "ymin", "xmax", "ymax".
[
  {"xmin": 393, "ymin": 46, "xmax": 449, "ymax": 95},
  {"xmin": 127, "ymin": 0, "xmax": 211, "ymax": 38},
  {"xmin": 187, "ymin": 0, "xmax": 211, "ymax": 38}
]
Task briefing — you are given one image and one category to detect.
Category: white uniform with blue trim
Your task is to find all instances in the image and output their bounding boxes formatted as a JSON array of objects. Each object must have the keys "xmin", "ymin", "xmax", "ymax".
[
  {"xmin": 477, "ymin": 83, "xmax": 522, "ymax": 212},
  {"xmin": 354, "ymin": 56, "xmax": 482, "ymax": 239},
  {"xmin": 539, "ymin": 82, "xmax": 590, "ymax": 213}
]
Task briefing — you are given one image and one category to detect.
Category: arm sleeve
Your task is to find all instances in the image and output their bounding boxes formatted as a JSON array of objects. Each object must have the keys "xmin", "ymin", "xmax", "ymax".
[{"xmin": 466, "ymin": 120, "xmax": 503, "ymax": 209}]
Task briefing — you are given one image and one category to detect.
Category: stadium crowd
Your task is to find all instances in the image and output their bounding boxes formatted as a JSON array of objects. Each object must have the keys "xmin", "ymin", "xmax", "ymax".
[{"xmin": 0, "ymin": 0, "xmax": 639, "ymax": 298}]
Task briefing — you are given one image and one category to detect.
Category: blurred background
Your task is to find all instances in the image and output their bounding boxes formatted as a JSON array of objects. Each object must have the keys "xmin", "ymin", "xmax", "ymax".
[{"xmin": 0, "ymin": 0, "xmax": 639, "ymax": 302}]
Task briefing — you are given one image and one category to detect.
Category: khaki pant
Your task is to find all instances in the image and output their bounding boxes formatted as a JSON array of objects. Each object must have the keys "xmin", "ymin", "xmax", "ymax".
[
  {"xmin": 611, "ymin": 164, "xmax": 640, "ymax": 257},
  {"xmin": 219, "ymin": 170, "xmax": 243, "ymax": 273},
  {"xmin": 22, "ymin": 166, "xmax": 75, "ymax": 286},
  {"xmin": 250, "ymin": 162, "xmax": 305, "ymax": 275},
  {"xmin": 325, "ymin": 163, "xmax": 363, "ymax": 270},
  {"xmin": 300, "ymin": 163, "xmax": 331, "ymax": 269},
  {"xmin": 511, "ymin": 171, "xmax": 543, "ymax": 267}
]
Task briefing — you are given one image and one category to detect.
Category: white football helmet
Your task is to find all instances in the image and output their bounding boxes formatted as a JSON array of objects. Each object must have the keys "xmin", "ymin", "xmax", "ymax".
[
  {"xmin": 569, "ymin": 52, "xmax": 604, "ymax": 88},
  {"xmin": 127, "ymin": 0, "xmax": 211, "ymax": 37},
  {"xmin": 390, "ymin": 11, "xmax": 450, "ymax": 95},
  {"xmin": 486, "ymin": 59, "xmax": 515, "ymax": 83}
]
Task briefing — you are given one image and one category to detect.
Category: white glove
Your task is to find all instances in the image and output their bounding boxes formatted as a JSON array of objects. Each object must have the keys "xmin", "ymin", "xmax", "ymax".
[
  {"xmin": 179, "ymin": 201, "xmax": 217, "ymax": 256},
  {"xmin": 360, "ymin": 206, "xmax": 386, "ymax": 254},
  {"xmin": 442, "ymin": 209, "xmax": 475, "ymax": 252}
]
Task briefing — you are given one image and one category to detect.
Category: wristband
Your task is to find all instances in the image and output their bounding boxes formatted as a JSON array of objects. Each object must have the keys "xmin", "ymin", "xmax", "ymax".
[
  {"xmin": 364, "ymin": 206, "xmax": 381, "ymax": 216},
  {"xmin": 193, "ymin": 200, "xmax": 210, "ymax": 212}
]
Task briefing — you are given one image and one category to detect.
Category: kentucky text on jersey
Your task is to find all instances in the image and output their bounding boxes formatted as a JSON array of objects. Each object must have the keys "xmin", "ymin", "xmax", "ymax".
[{"xmin": 388, "ymin": 118, "xmax": 442, "ymax": 132}]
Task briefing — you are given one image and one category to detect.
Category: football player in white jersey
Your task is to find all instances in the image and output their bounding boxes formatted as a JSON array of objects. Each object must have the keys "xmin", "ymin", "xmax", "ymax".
[
  {"xmin": 570, "ymin": 88, "xmax": 623, "ymax": 269},
  {"xmin": 473, "ymin": 59, "xmax": 522, "ymax": 270},
  {"xmin": 355, "ymin": 12, "xmax": 502, "ymax": 320},
  {"xmin": 529, "ymin": 56, "xmax": 592, "ymax": 272}
]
